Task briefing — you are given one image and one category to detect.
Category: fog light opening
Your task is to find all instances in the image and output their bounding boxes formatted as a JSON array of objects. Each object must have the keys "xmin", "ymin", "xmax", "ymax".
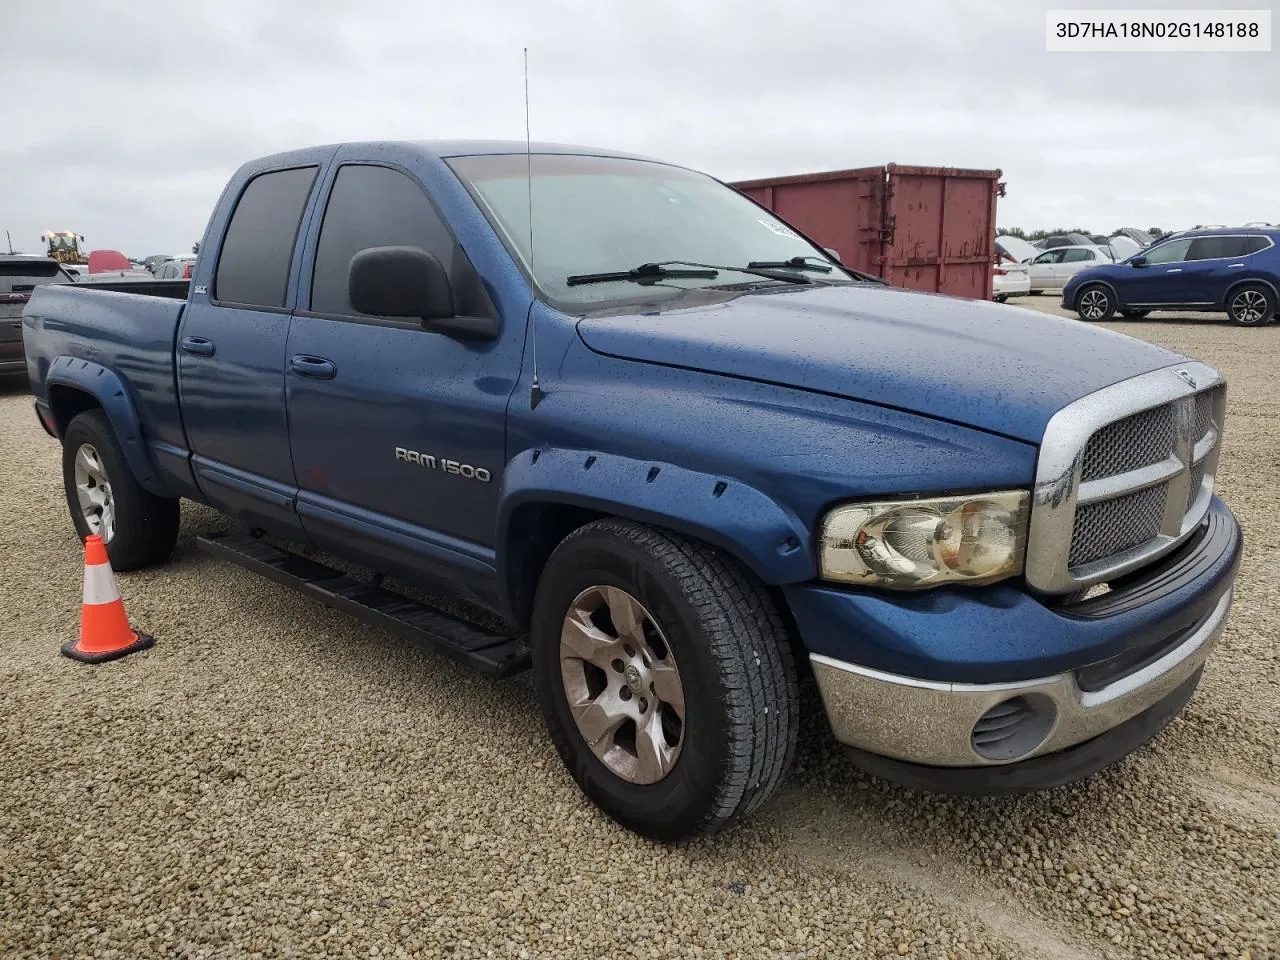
[{"xmin": 970, "ymin": 695, "xmax": 1057, "ymax": 762}]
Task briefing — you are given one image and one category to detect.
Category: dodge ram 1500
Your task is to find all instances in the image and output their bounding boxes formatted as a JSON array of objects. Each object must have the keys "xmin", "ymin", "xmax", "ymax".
[{"xmin": 22, "ymin": 141, "xmax": 1242, "ymax": 840}]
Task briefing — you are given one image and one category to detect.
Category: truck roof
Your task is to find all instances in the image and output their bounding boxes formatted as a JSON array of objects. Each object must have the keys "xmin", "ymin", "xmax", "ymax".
[{"xmin": 252, "ymin": 140, "xmax": 661, "ymax": 169}]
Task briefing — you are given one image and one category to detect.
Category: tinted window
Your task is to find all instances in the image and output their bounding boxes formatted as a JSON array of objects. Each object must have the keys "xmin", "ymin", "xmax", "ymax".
[
  {"xmin": 310, "ymin": 165, "xmax": 457, "ymax": 317},
  {"xmin": 1061, "ymin": 248, "xmax": 1089, "ymax": 263},
  {"xmin": 1143, "ymin": 238, "xmax": 1192, "ymax": 264},
  {"xmin": 1187, "ymin": 236, "xmax": 1249, "ymax": 261},
  {"xmin": 215, "ymin": 166, "xmax": 318, "ymax": 308},
  {"xmin": 1240, "ymin": 236, "xmax": 1272, "ymax": 255},
  {"xmin": 0, "ymin": 260, "xmax": 65, "ymax": 293}
]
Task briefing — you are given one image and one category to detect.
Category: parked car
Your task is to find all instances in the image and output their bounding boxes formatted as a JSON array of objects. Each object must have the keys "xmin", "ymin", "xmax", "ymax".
[
  {"xmin": 992, "ymin": 260, "xmax": 1030, "ymax": 301},
  {"xmin": 153, "ymin": 257, "xmax": 196, "ymax": 280},
  {"xmin": 22, "ymin": 140, "xmax": 1242, "ymax": 840},
  {"xmin": 1105, "ymin": 235, "xmax": 1143, "ymax": 261},
  {"xmin": 1038, "ymin": 233, "xmax": 1094, "ymax": 250},
  {"xmin": 1113, "ymin": 227, "xmax": 1156, "ymax": 248},
  {"xmin": 1, "ymin": 256, "xmax": 73, "ymax": 377},
  {"xmin": 142, "ymin": 255, "xmax": 171, "ymax": 273},
  {"xmin": 1064, "ymin": 227, "xmax": 1279, "ymax": 326},
  {"xmin": 1026, "ymin": 244, "xmax": 1114, "ymax": 293},
  {"xmin": 995, "ymin": 235, "xmax": 1039, "ymax": 264}
]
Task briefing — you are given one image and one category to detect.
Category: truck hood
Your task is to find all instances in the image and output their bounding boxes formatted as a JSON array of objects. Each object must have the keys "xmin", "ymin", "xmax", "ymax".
[{"xmin": 576, "ymin": 284, "xmax": 1183, "ymax": 444}]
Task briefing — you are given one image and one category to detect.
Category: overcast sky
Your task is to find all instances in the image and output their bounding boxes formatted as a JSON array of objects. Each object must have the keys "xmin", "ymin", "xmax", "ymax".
[{"xmin": 2, "ymin": 0, "xmax": 1276, "ymax": 256}]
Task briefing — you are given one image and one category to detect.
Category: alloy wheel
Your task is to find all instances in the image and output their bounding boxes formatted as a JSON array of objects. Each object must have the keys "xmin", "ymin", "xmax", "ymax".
[
  {"xmin": 559, "ymin": 585, "xmax": 686, "ymax": 784},
  {"xmin": 1079, "ymin": 289, "xmax": 1110, "ymax": 320},
  {"xmin": 1230, "ymin": 289, "xmax": 1269, "ymax": 325},
  {"xmin": 73, "ymin": 443, "xmax": 115, "ymax": 541}
]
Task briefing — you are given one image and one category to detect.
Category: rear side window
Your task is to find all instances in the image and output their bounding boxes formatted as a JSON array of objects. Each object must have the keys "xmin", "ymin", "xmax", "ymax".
[
  {"xmin": 309, "ymin": 164, "xmax": 457, "ymax": 317},
  {"xmin": 0, "ymin": 260, "xmax": 63, "ymax": 293},
  {"xmin": 1239, "ymin": 236, "xmax": 1273, "ymax": 255},
  {"xmin": 215, "ymin": 166, "xmax": 318, "ymax": 308},
  {"xmin": 1061, "ymin": 248, "xmax": 1089, "ymax": 262},
  {"xmin": 1186, "ymin": 236, "xmax": 1250, "ymax": 261}
]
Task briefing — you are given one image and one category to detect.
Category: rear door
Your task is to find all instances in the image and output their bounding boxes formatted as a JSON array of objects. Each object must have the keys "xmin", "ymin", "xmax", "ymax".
[
  {"xmin": 1181, "ymin": 235, "xmax": 1256, "ymax": 305},
  {"xmin": 284, "ymin": 157, "xmax": 512, "ymax": 604},
  {"xmin": 177, "ymin": 159, "xmax": 326, "ymax": 538}
]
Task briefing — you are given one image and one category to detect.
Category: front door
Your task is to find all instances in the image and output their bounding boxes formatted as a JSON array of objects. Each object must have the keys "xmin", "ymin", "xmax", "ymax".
[
  {"xmin": 177, "ymin": 161, "xmax": 324, "ymax": 538},
  {"xmin": 1118, "ymin": 236, "xmax": 1192, "ymax": 306},
  {"xmin": 285, "ymin": 159, "xmax": 518, "ymax": 608},
  {"xmin": 1027, "ymin": 248, "xmax": 1064, "ymax": 291}
]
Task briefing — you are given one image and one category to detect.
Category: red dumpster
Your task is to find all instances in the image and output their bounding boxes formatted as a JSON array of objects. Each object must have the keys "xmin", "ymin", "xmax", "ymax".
[{"xmin": 731, "ymin": 164, "xmax": 1005, "ymax": 300}]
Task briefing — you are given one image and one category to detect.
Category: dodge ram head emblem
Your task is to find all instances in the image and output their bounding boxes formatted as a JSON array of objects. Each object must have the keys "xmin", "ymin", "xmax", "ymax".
[{"xmin": 1174, "ymin": 368, "xmax": 1198, "ymax": 388}]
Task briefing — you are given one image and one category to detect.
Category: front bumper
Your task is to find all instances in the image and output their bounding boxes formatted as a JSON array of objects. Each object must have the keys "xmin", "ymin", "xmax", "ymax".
[
  {"xmin": 811, "ymin": 586, "xmax": 1229, "ymax": 768},
  {"xmin": 795, "ymin": 498, "xmax": 1240, "ymax": 778}
]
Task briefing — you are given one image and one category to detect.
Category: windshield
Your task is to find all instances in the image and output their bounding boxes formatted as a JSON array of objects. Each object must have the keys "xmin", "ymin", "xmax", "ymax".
[{"xmin": 447, "ymin": 153, "xmax": 853, "ymax": 308}]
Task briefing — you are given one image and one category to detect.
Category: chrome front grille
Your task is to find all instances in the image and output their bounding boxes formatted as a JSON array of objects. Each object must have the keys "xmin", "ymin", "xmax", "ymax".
[
  {"xmin": 1079, "ymin": 405, "xmax": 1174, "ymax": 482},
  {"xmin": 1069, "ymin": 483, "xmax": 1170, "ymax": 567},
  {"xmin": 1026, "ymin": 363, "xmax": 1227, "ymax": 594}
]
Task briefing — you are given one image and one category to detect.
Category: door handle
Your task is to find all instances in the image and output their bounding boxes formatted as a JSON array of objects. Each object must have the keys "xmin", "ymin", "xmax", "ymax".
[
  {"xmin": 289, "ymin": 355, "xmax": 337, "ymax": 380},
  {"xmin": 180, "ymin": 336, "xmax": 216, "ymax": 357},
  {"xmin": 1165, "ymin": 268, "xmax": 1182, "ymax": 273},
  {"xmin": 1228, "ymin": 263, "xmax": 1245, "ymax": 268}
]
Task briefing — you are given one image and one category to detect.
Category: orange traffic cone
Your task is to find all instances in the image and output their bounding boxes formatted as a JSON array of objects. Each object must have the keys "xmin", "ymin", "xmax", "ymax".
[{"xmin": 61, "ymin": 535, "xmax": 155, "ymax": 663}]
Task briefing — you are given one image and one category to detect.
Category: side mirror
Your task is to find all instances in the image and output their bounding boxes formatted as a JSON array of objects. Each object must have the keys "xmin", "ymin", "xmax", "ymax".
[
  {"xmin": 823, "ymin": 247, "xmax": 842, "ymax": 263},
  {"xmin": 1129, "ymin": 256, "xmax": 1148, "ymax": 267},
  {"xmin": 348, "ymin": 245, "xmax": 498, "ymax": 340},
  {"xmin": 349, "ymin": 245, "xmax": 453, "ymax": 318}
]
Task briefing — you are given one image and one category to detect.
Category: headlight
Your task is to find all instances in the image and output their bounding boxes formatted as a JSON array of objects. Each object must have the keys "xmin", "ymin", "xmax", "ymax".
[{"xmin": 820, "ymin": 491, "xmax": 1029, "ymax": 589}]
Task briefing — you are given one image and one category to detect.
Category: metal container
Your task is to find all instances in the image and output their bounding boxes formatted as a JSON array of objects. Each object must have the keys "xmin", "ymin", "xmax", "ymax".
[{"xmin": 731, "ymin": 164, "xmax": 1005, "ymax": 300}]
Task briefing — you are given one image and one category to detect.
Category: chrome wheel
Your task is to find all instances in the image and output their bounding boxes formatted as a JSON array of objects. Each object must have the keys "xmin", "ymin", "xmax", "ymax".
[
  {"xmin": 1079, "ymin": 288, "xmax": 1110, "ymax": 320},
  {"xmin": 73, "ymin": 443, "xmax": 115, "ymax": 541},
  {"xmin": 1230, "ymin": 289, "xmax": 1269, "ymax": 324},
  {"xmin": 559, "ymin": 585, "xmax": 686, "ymax": 784}
]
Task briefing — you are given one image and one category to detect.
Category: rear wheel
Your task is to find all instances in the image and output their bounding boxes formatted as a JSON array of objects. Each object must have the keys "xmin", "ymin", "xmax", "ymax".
[
  {"xmin": 61, "ymin": 410, "xmax": 180, "ymax": 570},
  {"xmin": 531, "ymin": 519, "xmax": 798, "ymax": 841},
  {"xmin": 1076, "ymin": 285, "xmax": 1115, "ymax": 321},
  {"xmin": 1226, "ymin": 284, "xmax": 1275, "ymax": 326},
  {"xmin": 993, "ymin": 294, "xmax": 1009, "ymax": 303}
]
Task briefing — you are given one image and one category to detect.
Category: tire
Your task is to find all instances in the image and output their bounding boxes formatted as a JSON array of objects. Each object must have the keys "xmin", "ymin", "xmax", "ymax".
[
  {"xmin": 531, "ymin": 518, "xmax": 799, "ymax": 841},
  {"xmin": 1120, "ymin": 309, "xmax": 1150, "ymax": 319},
  {"xmin": 61, "ymin": 410, "xmax": 180, "ymax": 570},
  {"xmin": 993, "ymin": 295, "xmax": 1008, "ymax": 303},
  {"xmin": 1076, "ymin": 284, "xmax": 1115, "ymax": 321},
  {"xmin": 1225, "ymin": 283, "xmax": 1275, "ymax": 326}
]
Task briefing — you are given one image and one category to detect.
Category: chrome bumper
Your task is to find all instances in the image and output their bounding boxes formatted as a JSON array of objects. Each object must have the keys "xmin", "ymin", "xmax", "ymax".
[{"xmin": 811, "ymin": 587, "xmax": 1232, "ymax": 768}]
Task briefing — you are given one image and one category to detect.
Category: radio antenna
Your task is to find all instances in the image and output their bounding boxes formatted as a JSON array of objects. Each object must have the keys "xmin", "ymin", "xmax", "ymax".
[{"xmin": 524, "ymin": 47, "xmax": 544, "ymax": 410}]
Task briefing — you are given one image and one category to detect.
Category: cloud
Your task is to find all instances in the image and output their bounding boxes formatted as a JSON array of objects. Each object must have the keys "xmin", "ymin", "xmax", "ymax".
[{"xmin": 1, "ymin": 0, "xmax": 1275, "ymax": 254}]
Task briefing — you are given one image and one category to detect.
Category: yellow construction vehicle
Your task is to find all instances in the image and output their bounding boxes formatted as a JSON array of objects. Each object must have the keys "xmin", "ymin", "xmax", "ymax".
[{"xmin": 42, "ymin": 230, "xmax": 87, "ymax": 264}]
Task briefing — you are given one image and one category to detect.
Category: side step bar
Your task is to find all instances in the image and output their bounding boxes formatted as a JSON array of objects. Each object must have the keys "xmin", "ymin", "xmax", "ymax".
[{"xmin": 196, "ymin": 531, "xmax": 529, "ymax": 677}]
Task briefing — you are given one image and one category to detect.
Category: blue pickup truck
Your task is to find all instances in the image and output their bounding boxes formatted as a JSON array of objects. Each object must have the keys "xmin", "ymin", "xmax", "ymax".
[{"xmin": 22, "ymin": 141, "xmax": 1242, "ymax": 840}]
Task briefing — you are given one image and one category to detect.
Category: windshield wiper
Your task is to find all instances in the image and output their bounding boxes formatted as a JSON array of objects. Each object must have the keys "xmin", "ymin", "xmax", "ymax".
[
  {"xmin": 567, "ymin": 259, "xmax": 822, "ymax": 288},
  {"xmin": 566, "ymin": 262, "xmax": 718, "ymax": 287},
  {"xmin": 746, "ymin": 256, "xmax": 834, "ymax": 273}
]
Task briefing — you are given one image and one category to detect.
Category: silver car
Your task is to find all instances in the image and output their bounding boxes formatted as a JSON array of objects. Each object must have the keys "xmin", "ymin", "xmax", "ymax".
[{"xmin": 1026, "ymin": 244, "xmax": 1114, "ymax": 293}]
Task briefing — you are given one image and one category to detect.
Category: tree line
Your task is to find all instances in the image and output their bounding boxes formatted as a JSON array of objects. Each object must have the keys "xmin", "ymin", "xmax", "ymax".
[{"xmin": 998, "ymin": 227, "xmax": 1168, "ymax": 241}]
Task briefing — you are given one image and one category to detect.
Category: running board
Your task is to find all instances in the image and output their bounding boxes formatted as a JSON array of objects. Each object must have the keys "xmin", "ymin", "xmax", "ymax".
[{"xmin": 196, "ymin": 531, "xmax": 529, "ymax": 677}]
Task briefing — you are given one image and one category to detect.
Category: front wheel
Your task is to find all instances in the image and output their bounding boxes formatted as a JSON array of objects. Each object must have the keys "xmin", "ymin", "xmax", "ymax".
[
  {"xmin": 1076, "ymin": 285, "xmax": 1115, "ymax": 321},
  {"xmin": 1226, "ymin": 284, "xmax": 1275, "ymax": 326},
  {"xmin": 531, "ymin": 519, "xmax": 799, "ymax": 841},
  {"xmin": 61, "ymin": 410, "xmax": 180, "ymax": 570}
]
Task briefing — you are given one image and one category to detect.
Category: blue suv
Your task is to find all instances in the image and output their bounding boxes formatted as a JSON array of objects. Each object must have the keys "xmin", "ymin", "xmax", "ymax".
[{"xmin": 1063, "ymin": 227, "xmax": 1279, "ymax": 327}]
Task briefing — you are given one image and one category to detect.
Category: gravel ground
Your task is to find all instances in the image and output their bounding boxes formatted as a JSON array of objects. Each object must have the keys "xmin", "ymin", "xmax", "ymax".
[{"xmin": 1, "ymin": 297, "xmax": 1277, "ymax": 959}]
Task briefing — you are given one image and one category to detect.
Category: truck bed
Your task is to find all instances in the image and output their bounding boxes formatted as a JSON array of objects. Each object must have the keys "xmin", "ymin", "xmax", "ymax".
[{"xmin": 22, "ymin": 283, "xmax": 190, "ymax": 459}]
